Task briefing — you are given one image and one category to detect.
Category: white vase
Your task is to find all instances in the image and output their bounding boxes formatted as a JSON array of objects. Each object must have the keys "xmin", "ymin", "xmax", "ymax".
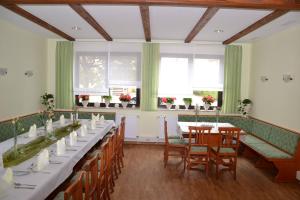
[
  {"xmin": 184, "ymin": 103, "xmax": 190, "ymax": 110},
  {"xmin": 94, "ymin": 102, "xmax": 100, "ymax": 107},
  {"xmin": 166, "ymin": 103, "xmax": 173, "ymax": 110},
  {"xmin": 121, "ymin": 102, "xmax": 128, "ymax": 108},
  {"xmin": 104, "ymin": 100, "xmax": 110, "ymax": 108},
  {"xmin": 82, "ymin": 100, "xmax": 89, "ymax": 107},
  {"xmin": 204, "ymin": 103, "xmax": 210, "ymax": 111}
]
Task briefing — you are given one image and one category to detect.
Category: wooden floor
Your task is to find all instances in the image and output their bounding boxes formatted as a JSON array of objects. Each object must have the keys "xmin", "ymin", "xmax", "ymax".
[{"xmin": 111, "ymin": 144, "xmax": 300, "ymax": 200}]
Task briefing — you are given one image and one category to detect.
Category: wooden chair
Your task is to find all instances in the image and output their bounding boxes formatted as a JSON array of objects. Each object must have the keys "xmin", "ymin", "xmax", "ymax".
[
  {"xmin": 163, "ymin": 117, "xmax": 187, "ymax": 171},
  {"xmin": 99, "ymin": 141, "xmax": 110, "ymax": 200},
  {"xmin": 119, "ymin": 117, "xmax": 126, "ymax": 158},
  {"xmin": 82, "ymin": 154, "xmax": 99, "ymax": 200},
  {"xmin": 210, "ymin": 127, "xmax": 241, "ymax": 179},
  {"xmin": 53, "ymin": 171, "xmax": 87, "ymax": 200},
  {"xmin": 106, "ymin": 135, "xmax": 115, "ymax": 193},
  {"xmin": 186, "ymin": 126, "xmax": 212, "ymax": 176},
  {"xmin": 115, "ymin": 127, "xmax": 123, "ymax": 173}
]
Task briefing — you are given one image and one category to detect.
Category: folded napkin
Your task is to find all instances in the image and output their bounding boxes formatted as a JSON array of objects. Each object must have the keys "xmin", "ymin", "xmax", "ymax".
[
  {"xmin": 56, "ymin": 138, "xmax": 66, "ymax": 155},
  {"xmin": 28, "ymin": 124, "xmax": 37, "ymax": 138},
  {"xmin": 37, "ymin": 149, "xmax": 49, "ymax": 171},
  {"xmin": 99, "ymin": 115, "xmax": 105, "ymax": 124},
  {"xmin": 69, "ymin": 131, "xmax": 78, "ymax": 146},
  {"xmin": 92, "ymin": 113, "xmax": 100, "ymax": 121},
  {"xmin": 75, "ymin": 113, "xmax": 79, "ymax": 120},
  {"xmin": 91, "ymin": 119, "xmax": 96, "ymax": 130},
  {"xmin": 80, "ymin": 125, "xmax": 87, "ymax": 137},
  {"xmin": 60, "ymin": 115, "xmax": 65, "ymax": 126},
  {"xmin": 2, "ymin": 168, "xmax": 13, "ymax": 185},
  {"xmin": 70, "ymin": 113, "xmax": 74, "ymax": 121}
]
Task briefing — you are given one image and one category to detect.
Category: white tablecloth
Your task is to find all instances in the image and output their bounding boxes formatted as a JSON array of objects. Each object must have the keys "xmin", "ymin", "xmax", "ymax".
[
  {"xmin": 177, "ymin": 122, "xmax": 235, "ymax": 135},
  {"xmin": 0, "ymin": 119, "xmax": 114, "ymax": 200}
]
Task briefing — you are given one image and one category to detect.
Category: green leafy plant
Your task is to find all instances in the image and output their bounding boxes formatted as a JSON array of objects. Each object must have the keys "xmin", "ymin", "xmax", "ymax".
[
  {"xmin": 102, "ymin": 95, "xmax": 112, "ymax": 101},
  {"xmin": 183, "ymin": 98, "xmax": 192, "ymax": 105},
  {"xmin": 238, "ymin": 98, "xmax": 252, "ymax": 115},
  {"xmin": 41, "ymin": 93, "xmax": 54, "ymax": 111}
]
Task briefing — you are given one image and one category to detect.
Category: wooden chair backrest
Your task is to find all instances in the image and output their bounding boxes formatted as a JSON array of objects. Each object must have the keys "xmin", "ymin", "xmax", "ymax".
[
  {"xmin": 82, "ymin": 153, "xmax": 99, "ymax": 200},
  {"xmin": 120, "ymin": 116, "xmax": 126, "ymax": 141},
  {"xmin": 217, "ymin": 127, "xmax": 241, "ymax": 152},
  {"xmin": 188, "ymin": 126, "xmax": 212, "ymax": 147},
  {"xmin": 64, "ymin": 171, "xmax": 86, "ymax": 200},
  {"xmin": 164, "ymin": 117, "xmax": 169, "ymax": 145}
]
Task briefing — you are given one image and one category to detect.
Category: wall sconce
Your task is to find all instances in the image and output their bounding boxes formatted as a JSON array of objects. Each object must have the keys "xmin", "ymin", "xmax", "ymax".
[
  {"xmin": 24, "ymin": 70, "xmax": 34, "ymax": 77},
  {"xmin": 283, "ymin": 74, "xmax": 293, "ymax": 82},
  {"xmin": 0, "ymin": 68, "xmax": 8, "ymax": 76},
  {"xmin": 260, "ymin": 75, "xmax": 269, "ymax": 82}
]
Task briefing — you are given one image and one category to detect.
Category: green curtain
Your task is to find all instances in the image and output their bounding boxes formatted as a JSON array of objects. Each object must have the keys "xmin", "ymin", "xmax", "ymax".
[
  {"xmin": 222, "ymin": 45, "xmax": 242, "ymax": 114},
  {"xmin": 141, "ymin": 43, "xmax": 160, "ymax": 111},
  {"xmin": 55, "ymin": 41, "xmax": 74, "ymax": 109}
]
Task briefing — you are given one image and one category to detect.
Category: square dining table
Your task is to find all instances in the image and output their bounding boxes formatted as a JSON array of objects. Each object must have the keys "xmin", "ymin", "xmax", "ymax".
[{"xmin": 177, "ymin": 122, "xmax": 244, "ymax": 146}]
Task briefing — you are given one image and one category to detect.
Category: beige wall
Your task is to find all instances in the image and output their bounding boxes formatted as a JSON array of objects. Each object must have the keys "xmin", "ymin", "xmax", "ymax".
[
  {"xmin": 0, "ymin": 19, "xmax": 47, "ymax": 120},
  {"xmin": 249, "ymin": 26, "xmax": 300, "ymax": 132}
]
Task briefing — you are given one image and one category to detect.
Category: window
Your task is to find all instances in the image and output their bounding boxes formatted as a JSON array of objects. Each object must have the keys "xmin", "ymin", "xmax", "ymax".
[
  {"xmin": 74, "ymin": 51, "xmax": 141, "ymax": 106},
  {"xmin": 158, "ymin": 54, "xmax": 223, "ymax": 107},
  {"xmin": 74, "ymin": 52, "xmax": 108, "ymax": 95}
]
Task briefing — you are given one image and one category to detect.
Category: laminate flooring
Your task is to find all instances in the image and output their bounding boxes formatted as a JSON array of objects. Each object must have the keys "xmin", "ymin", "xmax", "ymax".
[{"xmin": 111, "ymin": 144, "xmax": 300, "ymax": 200}]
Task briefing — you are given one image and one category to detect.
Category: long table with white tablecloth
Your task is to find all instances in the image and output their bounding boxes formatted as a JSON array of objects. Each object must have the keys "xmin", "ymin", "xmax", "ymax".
[{"xmin": 0, "ymin": 119, "xmax": 114, "ymax": 200}]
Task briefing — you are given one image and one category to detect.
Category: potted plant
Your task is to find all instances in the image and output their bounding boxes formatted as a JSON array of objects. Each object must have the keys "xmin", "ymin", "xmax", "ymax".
[
  {"xmin": 202, "ymin": 95, "xmax": 215, "ymax": 110},
  {"xmin": 102, "ymin": 95, "xmax": 112, "ymax": 108},
  {"xmin": 238, "ymin": 98, "xmax": 252, "ymax": 117},
  {"xmin": 161, "ymin": 97, "xmax": 176, "ymax": 109},
  {"xmin": 80, "ymin": 95, "xmax": 89, "ymax": 107},
  {"xmin": 41, "ymin": 93, "xmax": 54, "ymax": 112},
  {"xmin": 183, "ymin": 98, "xmax": 192, "ymax": 109},
  {"xmin": 119, "ymin": 94, "xmax": 131, "ymax": 108}
]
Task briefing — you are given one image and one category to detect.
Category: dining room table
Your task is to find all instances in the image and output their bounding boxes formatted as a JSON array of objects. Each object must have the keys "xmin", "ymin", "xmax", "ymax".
[
  {"xmin": 0, "ymin": 118, "xmax": 115, "ymax": 200},
  {"xmin": 177, "ymin": 121, "xmax": 244, "ymax": 146}
]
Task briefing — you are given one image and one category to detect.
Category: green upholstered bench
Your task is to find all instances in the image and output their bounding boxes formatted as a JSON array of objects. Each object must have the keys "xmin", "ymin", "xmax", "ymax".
[
  {"xmin": 0, "ymin": 111, "xmax": 116, "ymax": 143},
  {"xmin": 240, "ymin": 120, "xmax": 300, "ymax": 182},
  {"xmin": 178, "ymin": 114, "xmax": 300, "ymax": 182}
]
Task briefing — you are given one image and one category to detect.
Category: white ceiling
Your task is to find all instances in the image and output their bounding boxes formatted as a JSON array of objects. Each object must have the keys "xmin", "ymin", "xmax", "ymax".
[{"xmin": 0, "ymin": 5, "xmax": 300, "ymax": 43}]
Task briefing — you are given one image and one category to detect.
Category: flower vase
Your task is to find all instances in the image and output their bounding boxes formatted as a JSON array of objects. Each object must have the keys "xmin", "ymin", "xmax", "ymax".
[
  {"xmin": 82, "ymin": 100, "xmax": 89, "ymax": 107},
  {"xmin": 13, "ymin": 124, "xmax": 18, "ymax": 157},
  {"xmin": 166, "ymin": 103, "xmax": 173, "ymax": 110},
  {"xmin": 184, "ymin": 103, "xmax": 190, "ymax": 110},
  {"xmin": 204, "ymin": 103, "xmax": 210, "ymax": 111},
  {"xmin": 105, "ymin": 100, "xmax": 110, "ymax": 108},
  {"xmin": 121, "ymin": 102, "xmax": 128, "ymax": 108}
]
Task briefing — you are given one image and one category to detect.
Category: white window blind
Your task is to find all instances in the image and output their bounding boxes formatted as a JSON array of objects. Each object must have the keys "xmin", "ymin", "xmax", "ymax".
[
  {"xmin": 192, "ymin": 57, "xmax": 224, "ymax": 91},
  {"xmin": 108, "ymin": 53, "xmax": 141, "ymax": 87},
  {"xmin": 74, "ymin": 52, "xmax": 109, "ymax": 95},
  {"xmin": 158, "ymin": 54, "xmax": 223, "ymax": 96},
  {"xmin": 158, "ymin": 55, "xmax": 193, "ymax": 96}
]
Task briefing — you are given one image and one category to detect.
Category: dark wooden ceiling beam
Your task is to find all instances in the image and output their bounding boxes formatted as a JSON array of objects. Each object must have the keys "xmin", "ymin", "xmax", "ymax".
[
  {"xmin": 2, "ymin": 4, "xmax": 75, "ymax": 41},
  {"xmin": 185, "ymin": 7, "xmax": 218, "ymax": 43},
  {"xmin": 223, "ymin": 10, "xmax": 289, "ymax": 44},
  {"xmin": 69, "ymin": 4, "xmax": 112, "ymax": 41},
  {"xmin": 139, "ymin": 5, "xmax": 151, "ymax": 42},
  {"xmin": 1, "ymin": 0, "xmax": 300, "ymax": 10}
]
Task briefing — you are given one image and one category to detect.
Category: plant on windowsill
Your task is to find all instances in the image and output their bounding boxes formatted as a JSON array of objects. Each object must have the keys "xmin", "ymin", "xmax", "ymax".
[
  {"xmin": 119, "ymin": 94, "xmax": 131, "ymax": 108},
  {"xmin": 102, "ymin": 95, "xmax": 112, "ymax": 108},
  {"xmin": 80, "ymin": 95, "xmax": 89, "ymax": 107},
  {"xmin": 238, "ymin": 98, "xmax": 252, "ymax": 117},
  {"xmin": 183, "ymin": 98, "xmax": 192, "ymax": 110},
  {"xmin": 161, "ymin": 97, "xmax": 176, "ymax": 109},
  {"xmin": 202, "ymin": 95, "xmax": 215, "ymax": 111}
]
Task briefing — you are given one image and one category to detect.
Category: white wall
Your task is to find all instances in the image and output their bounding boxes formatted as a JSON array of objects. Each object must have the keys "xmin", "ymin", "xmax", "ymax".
[
  {"xmin": 249, "ymin": 26, "xmax": 300, "ymax": 132},
  {"xmin": 0, "ymin": 19, "xmax": 47, "ymax": 120}
]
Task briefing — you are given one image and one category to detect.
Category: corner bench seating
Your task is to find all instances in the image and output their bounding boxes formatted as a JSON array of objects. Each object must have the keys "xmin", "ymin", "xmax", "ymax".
[
  {"xmin": 0, "ymin": 111, "xmax": 116, "ymax": 143},
  {"xmin": 178, "ymin": 115, "xmax": 300, "ymax": 182}
]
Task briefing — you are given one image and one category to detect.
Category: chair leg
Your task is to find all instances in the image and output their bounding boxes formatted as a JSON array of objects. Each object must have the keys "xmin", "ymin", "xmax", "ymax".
[
  {"xmin": 216, "ymin": 161, "xmax": 219, "ymax": 179},
  {"xmin": 164, "ymin": 150, "xmax": 168, "ymax": 168},
  {"xmin": 233, "ymin": 157, "xmax": 237, "ymax": 180},
  {"xmin": 117, "ymin": 154, "xmax": 122, "ymax": 173},
  {"xmin": 183, "ymin": 151, "xmax": 186, "ymax": 173}
]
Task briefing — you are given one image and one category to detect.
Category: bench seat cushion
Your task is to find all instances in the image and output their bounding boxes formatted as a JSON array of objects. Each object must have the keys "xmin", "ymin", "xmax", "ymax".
[
  {"xmin": 251, "ymin": 120, "xmax": 272, "ymax": 141},
  {"xmin": 240, "ymin": 134, "xmax": 266, "ymax": 144},
  {"xmin": 245, "ymin": 142, "xmax": 292, "ymax": 159}
]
